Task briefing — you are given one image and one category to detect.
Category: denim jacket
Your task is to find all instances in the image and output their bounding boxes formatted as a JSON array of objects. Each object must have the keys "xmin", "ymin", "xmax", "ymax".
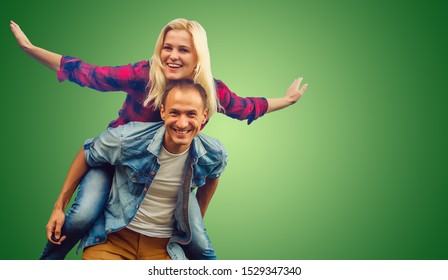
[{"xmin": 79, "ymin": 121, "xmax": 227, "ymax": 259}]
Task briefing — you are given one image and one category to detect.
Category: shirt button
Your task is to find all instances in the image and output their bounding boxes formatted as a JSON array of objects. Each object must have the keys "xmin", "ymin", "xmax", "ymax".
[
  {"xmin": 144, "ymin": 188, "xmax": 148, "ymax": 192},
  {"xmin": 131, "ymin": 177, "xmax": 136, "ymax": 182},
  {"xmin": 108, "ymin": 229, "xmax": 112, "ymax": 233},
  {"xmin": 150, "ymin": 171, "xmax": 155, "ymax": 176},
  {"xmin": 95, "ymin": 238, "xmax": 100, "ymax": 242}
]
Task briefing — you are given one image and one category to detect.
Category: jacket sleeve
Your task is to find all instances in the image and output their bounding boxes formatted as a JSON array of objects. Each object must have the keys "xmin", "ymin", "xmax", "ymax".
[
  {"xmin": 83, "ymin": 126, "xmax": 123, "ymax": 167},
  {"xmin": 208, "ymin": 143, "xmax": 228, "ymax": 179}
]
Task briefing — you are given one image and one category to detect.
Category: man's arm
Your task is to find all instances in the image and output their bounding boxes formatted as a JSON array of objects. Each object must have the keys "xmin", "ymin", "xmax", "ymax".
[
  {"xmin": 46, "ymin": 126, "xmax": 122, "ymax": 244},
  {"xmin": 45, "ymin": 147, "xmax": 90, "ymax": 244},
  {"xmin": 196, "ymin": 177, "xmax": 219, "ymax": 218}
]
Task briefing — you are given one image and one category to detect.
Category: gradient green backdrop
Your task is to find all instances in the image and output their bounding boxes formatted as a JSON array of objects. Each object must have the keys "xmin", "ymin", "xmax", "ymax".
[{"xmin": 1, "ymin": 0, "xmax": 447, "ymax": 260}]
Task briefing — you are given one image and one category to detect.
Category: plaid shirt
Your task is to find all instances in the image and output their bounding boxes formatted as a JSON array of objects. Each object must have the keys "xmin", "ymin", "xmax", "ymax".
[{"xmin": 57, "ymin": 56, "xmax": 268, "ymax": 128}]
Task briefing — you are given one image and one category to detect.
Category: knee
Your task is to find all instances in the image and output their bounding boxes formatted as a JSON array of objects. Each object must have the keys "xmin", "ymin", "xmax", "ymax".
[{"xmin": 64, "ymin": 203, "xmax": 102, "ymax": 230}]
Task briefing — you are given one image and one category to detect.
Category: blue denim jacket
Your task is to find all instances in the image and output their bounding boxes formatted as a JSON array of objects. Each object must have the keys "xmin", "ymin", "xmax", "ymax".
[{"xmin": 79, "ymin": 121, "xmax": 227, "ymax": 259}]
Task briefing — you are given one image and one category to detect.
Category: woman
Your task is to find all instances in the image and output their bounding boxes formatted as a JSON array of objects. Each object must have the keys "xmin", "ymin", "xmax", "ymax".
[{"xmin": 10, "ymin": 19, "xmax": 308, "ymax": 259}]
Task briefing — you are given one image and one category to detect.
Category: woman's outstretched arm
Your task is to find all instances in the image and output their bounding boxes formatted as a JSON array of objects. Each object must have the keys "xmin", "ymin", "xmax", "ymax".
[
  {"xmin": 266, "ymin": 77, "xmax": 309, "ymax": 113},
  {"xmin": 10, "ymin": 20, "xmax": 62, "ymax": 72}
]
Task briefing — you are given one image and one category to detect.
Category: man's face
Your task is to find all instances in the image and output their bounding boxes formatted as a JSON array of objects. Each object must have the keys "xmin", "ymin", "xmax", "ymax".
[{"xmin": 160, "ymin": 87, "xmax": 208, "ymax": 154}]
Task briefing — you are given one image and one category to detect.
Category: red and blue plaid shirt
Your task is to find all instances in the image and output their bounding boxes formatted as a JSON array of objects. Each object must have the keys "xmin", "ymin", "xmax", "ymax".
[{"xmin": 57, "ymin": 56, "xmax": 268, "ymax": 128}]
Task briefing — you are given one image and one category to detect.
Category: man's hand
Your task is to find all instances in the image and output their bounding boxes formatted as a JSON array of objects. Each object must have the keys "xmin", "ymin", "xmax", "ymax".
[{"xmin": 45, "ymin": 208, "xmax": 67, "ymax": 245}]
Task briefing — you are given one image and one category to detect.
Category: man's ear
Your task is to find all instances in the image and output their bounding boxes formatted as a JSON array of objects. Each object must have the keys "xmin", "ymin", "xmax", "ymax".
[
  {"xmin": 202, "ymin": 108, "xmax": 209, "ymax": 124},
  {"xmin": 160, "ymin": 104, "xmax": 165, "ymax": 120}
]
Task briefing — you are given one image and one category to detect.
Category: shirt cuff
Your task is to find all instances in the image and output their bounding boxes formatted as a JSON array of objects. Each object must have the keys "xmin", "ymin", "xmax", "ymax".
[
  {"xmin": 57, "ymin": 55, "xmax": 74, "ymax": 82},
  {"xmin": 247, "ymin": 97, "xmax": 269, "ymax": 125}
]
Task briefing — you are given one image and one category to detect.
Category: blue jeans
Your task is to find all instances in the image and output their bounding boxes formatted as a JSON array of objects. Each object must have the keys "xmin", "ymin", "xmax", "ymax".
[
  {"xmin": 181, "ymin": 191, "xmax": 217, "ymax": 260},
  {"xmin": 39, "ymin": 165, "xmax": 217, "ymax": 260},
  {"xmin": 39, "ymin": 166, "xmax": 113, "ymax": 259}
]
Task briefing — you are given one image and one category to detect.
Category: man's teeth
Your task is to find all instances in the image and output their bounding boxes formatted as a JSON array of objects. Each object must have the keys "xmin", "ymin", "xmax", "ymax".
[{"xmin": 174, "ymin": 129, "xmax": 188, "ymax": 134}]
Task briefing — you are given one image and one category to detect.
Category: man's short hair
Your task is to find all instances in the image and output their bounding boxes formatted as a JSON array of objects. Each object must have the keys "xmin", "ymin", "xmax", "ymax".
[{"xmin": 161, "ymin": 79, "xmax": 208, "ymax": 109}]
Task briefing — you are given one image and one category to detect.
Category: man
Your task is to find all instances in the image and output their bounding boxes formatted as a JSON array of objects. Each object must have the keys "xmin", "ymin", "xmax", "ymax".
[{"xmin": 46, "ymin": 79, "xmax": 227, "ymax": 259}]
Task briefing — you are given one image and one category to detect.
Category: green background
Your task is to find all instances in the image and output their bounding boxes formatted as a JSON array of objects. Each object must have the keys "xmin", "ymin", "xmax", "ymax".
[{"xmin": 1, "ymin": 0, "xmax": 447, "ymax": 260}]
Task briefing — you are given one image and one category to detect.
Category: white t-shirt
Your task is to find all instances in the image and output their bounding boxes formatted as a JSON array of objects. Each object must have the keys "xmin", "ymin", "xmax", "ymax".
[{"xmin": 127, "ymin": 146, "xmax": 189, "ymax": 238}]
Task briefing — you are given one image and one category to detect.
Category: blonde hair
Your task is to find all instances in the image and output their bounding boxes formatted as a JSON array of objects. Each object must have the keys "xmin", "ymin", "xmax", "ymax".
[{"xmin": 143, "ymin": 18, "xmax": 219, "ymax": 117}]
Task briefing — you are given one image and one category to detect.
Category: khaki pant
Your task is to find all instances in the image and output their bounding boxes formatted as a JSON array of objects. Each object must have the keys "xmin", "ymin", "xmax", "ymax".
[{"xmin": 82, "ymin": 227, "xmax": 171, "ymax": 260}]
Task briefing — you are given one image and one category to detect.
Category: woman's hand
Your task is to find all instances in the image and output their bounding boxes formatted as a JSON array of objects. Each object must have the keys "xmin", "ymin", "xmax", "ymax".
[
  {"xmin": 266, "ymin": 77, "xmax": 309, "ymax": 113},
  {"xmin": 10, "ymin": 20, "xmax": 34, "ymax": 52}
]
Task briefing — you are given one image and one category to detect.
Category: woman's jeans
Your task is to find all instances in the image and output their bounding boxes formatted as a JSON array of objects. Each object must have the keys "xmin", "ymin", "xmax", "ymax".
[
  {"xmin": 39, "ymin": 165, "xmax": 217, "ymax": 260},
  {"xmin": 39, "ymin": 166, "xmax": 113, "ymax": 259}
]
